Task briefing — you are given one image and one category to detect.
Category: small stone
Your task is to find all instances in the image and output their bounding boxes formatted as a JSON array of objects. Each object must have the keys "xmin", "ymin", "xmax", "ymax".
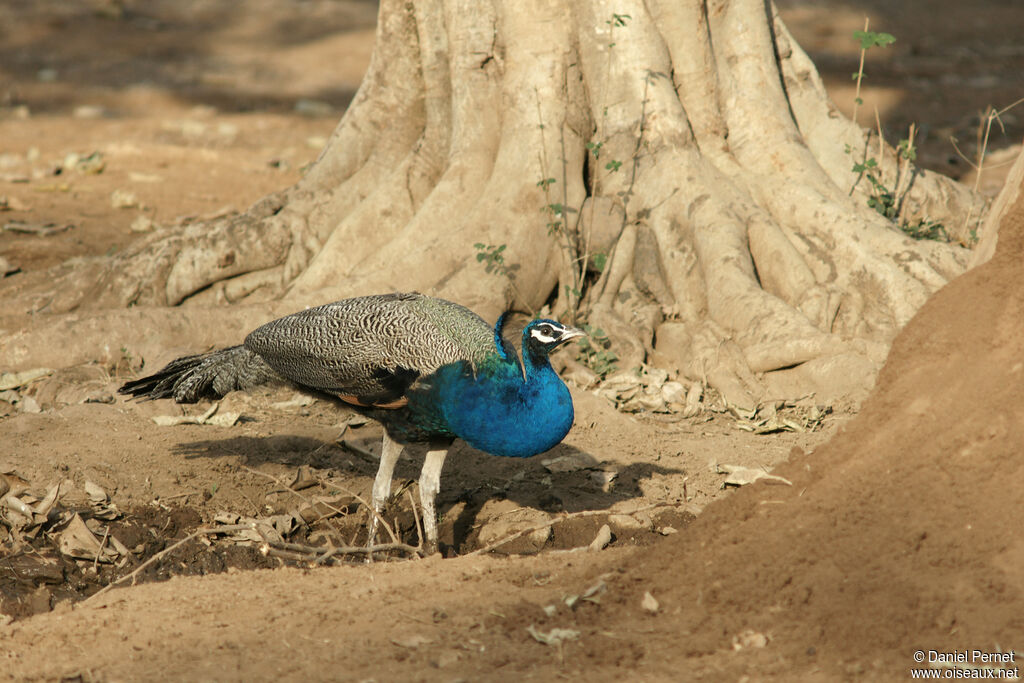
[
  {"xmin": 18, "ymin": 395, "xmax": 41, "ymax": 414},
  {"xmin": 589, "ymin": 469, "xmax": 617, "ymax": 492},
  {"xmin": 662, "ymin": 381, "xmax": 686, "ymax": 404},
  {"xmin": 111, "ymin": 189, "xmax": 139, "ymax": 209},
  {"xmin": 74, "ymin": 152, "xmax": 106, "ymax": 174},
  {"xmin": 732, "ymin": 630, "xmax": 769, "ymax": 650},
  {"xmin": 588, "ymin": 524, "xmax": 612, "ymax": 551},
  {"xmin": 130, "ymin": 215, "xmax": 154, "ymax": 233},
  {"xmin": 294, "ymin": 99, "xmax": 334, "ymax": 117},
  {"xmin": 641, "ymin": 591, "xmax": 659, "ymax": 613},
  {"xmin": 608, "ymin": 513, "xmax": 644, "ymax": 530},
  {"xmin": 73, "ymin": 105, "xmax": 107, "ymax": 119}
]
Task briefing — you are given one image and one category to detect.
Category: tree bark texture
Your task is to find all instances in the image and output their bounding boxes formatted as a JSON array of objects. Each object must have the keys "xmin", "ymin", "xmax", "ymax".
[{"xmin": 0, "ymin": 0, "xmax": 990, "ymax": 407}]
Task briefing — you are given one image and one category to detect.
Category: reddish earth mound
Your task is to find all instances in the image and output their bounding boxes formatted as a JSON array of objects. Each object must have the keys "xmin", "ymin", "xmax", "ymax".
[{"xmin": 577, "ymin": 191, "xmax": 1024, "ymax": 678}]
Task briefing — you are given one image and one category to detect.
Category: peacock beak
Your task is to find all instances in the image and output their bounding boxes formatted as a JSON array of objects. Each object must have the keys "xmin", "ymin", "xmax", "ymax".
[{"xmin": 560, "ymin": 326, "xmax": 587, "ymax": 343}]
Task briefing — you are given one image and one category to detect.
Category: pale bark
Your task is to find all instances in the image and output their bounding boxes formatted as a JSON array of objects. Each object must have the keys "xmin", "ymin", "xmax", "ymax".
[{"xmin": 0, "ymin": 0, "xmax": 990, "ymax": 407}]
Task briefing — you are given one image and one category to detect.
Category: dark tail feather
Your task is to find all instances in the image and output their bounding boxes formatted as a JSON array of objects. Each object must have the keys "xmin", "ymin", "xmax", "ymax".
[{"xmin": 118, "ymin": 345, "xmax": 279, "ymax": 403}]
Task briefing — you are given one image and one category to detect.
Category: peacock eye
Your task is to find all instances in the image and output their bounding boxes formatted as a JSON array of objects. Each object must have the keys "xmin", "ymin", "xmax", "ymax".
[{"xmin": 539, "ymin": 324, "xmax": 553, "ymax": 336}]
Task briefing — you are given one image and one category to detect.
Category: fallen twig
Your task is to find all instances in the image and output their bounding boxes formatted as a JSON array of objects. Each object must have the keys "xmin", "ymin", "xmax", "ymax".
[
  {"xmin": 159, "ymin": 491, "xmax": 200, "ymax": 501},
  {"xmin": 256, "ymin": 537, "xmax": 422, "ymax": 563},
  {"xmin": 308, "ymin": 540, "xmax": 422, "ymax": 562}
]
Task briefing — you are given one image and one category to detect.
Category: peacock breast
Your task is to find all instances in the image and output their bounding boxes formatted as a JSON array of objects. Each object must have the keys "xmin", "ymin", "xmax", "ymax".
[{"xmin": 425, "ymin": 361, "xmax": 574, "ymax": 458}]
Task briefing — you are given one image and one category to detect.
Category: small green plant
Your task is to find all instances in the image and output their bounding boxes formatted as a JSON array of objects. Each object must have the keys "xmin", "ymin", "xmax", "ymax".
[
  {"xmin": 846, "ymin": 139, "xmax": 947, "ymax": 241},
  {"xmin": 845, "ymin": 24, "xmax": 945, "ymax": 242},
  {"xmin": 605, "ymin": 12, "xmax": 631, "ymax": 48},
  {"xmin": 850, "ymin": 155, "xmax": 896, "ymax": 218},
  {"xmin": 473, "ymin": 243, "xmax": 509, "ymax": 276},
  {"xmin": 901, "ymin": 219, "xmax": 948, "ymax": 241},
  {"xmin": 850, "ymin": 20, "xmax": 895, "ymax": 124},
  {"xmin": 592, "ymin": 252, "xmax": 608, "ymax": 273},
  {"xmin": 575, "ymin": 324, "xmax": 618, "ymax": 379},
  {"xmin": 542, "ymin": 202, "xmax": 577, "ymax": 236},
  {"xmin": 608, "ymin": 13, "xmax": 630, "ymax": 28}
]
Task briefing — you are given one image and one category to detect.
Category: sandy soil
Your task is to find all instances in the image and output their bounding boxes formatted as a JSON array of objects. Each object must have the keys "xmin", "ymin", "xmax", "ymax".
[{"xmin": 1, "ymin": 1, "xmax": 1022, "ymax": 680}]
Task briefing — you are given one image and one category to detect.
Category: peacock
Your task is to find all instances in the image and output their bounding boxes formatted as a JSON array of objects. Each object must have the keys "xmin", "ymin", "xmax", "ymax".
[{"xmin": 119, "ymin": 292, "xmax": 584, "ymax": 554}]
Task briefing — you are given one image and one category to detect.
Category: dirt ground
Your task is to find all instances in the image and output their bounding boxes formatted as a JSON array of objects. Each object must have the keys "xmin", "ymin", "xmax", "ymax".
[{"xmin": 1, "ymin": 1, "xmax": 1022, "ymax": 680}]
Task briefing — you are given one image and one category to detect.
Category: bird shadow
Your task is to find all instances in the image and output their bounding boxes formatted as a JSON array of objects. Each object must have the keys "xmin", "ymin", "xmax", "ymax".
[{"xmin": 172, "ymin": 431, "xmax": 691, "ymax": 554}]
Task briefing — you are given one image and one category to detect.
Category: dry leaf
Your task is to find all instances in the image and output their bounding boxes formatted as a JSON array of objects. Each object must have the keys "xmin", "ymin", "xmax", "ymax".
[
  {"xmin": 0, "ymin": 368, "xmax": 52, "ymax": 391},
  {"xmin": 527, "ymin": 625, "xmax": 580, "ymax": 646},
  {"xmin": 390, "ymin": 634, "xmax": 433, "ymax": 650},
  {"xmin": 84, "ymin": 481, "xmax": 108, "ymax": 504},
  {"xmin": 541, "ymin": 452, "xmax": 602, "ymax": 473},
  {"xmin": 58, "ymin": 514, "xmax": 119, "ymax": 562},
  {"xmin": 716, "ymin": 464, "xmax": 793, "ymax": 487}
]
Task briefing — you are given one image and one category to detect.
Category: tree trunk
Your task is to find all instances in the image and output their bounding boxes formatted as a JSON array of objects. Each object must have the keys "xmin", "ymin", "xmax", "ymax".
[{"xmin": 0, "ymin": 0, "xmax": 988, "ymax": 407}]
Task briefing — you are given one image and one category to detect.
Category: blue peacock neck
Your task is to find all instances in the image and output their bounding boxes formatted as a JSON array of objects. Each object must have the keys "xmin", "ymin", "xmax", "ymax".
[
  {"xmin": 490, "ymin": 313, "xmax": 562, "ymax": 380},
  {"xmin": 519, "ymin": 327, "xmax": 557, "ymax": 381}
]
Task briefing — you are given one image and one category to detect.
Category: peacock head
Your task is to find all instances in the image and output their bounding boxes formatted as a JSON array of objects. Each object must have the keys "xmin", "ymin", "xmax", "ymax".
[{"xmin": 522, "ymin": 319, "xmax": 586, "ymax": 359}]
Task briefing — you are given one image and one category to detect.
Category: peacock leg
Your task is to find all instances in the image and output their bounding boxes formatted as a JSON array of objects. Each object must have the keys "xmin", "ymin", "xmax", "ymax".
[
  {"xmin": 368, "ymin": 432, "xmax": 404, "ymax": 548},
  {"xmin": 418, "ymin": 446, "xmax": 448, "ymax": 555}
]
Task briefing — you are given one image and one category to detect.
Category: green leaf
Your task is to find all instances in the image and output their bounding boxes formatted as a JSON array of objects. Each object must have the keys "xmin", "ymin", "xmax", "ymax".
[
  {"xmin": 853, "ymin": 158, "xmax": 879, "ymax": 174},
  {"xmin": 593, "ymin": 252, "xmax": 607, "ymax": 272},
  {"xmin": 898, "ymin": 139, "xmax": 917, "ymax": 161},
  {"xmin": 605, "ymin": 159, "xmax": 622, "ymax": 172},
  {"xmin": 853, "ymin": 30, "xmax": 895, "ymax": 50}
]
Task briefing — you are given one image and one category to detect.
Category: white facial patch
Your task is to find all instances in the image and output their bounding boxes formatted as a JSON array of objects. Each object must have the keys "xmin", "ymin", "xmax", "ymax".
[{"xmin": 530, "ymin": 326, "xmax": 562, "ymax": 344}]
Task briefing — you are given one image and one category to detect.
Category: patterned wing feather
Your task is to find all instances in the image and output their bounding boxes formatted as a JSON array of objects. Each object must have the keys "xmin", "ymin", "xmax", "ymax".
[{"xmin": 243, "ymin": 293, "xmax": 495, "ymax": 403}]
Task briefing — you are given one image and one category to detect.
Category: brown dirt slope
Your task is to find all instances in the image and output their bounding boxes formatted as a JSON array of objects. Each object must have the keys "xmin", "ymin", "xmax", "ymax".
[
  {"xmin": 613, "ymin": 189, "xmax": 1024, "ymax": 678},
  {"xmin": 2, "ymin": 184, "xmax": 1021, "ymax": 683}
]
